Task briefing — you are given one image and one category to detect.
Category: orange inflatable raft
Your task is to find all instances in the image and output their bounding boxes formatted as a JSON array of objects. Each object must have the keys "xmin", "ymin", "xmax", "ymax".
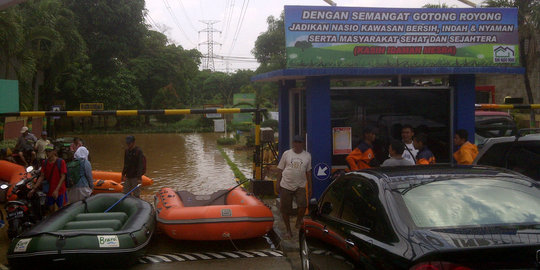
[
  {"xmin": 92, "ymin": 179, "xmax": 123, "ymax": 194},
  {"xmin": 155, "ymin": 187, "xmax": 274, "ymax": 241},
  {"xmin": 92, "ymin": 171, "xmax": 153, "ymax": 186},
  {"xmin": 0, "ymin": 161, "xmax": 27, "ymax": 200}
]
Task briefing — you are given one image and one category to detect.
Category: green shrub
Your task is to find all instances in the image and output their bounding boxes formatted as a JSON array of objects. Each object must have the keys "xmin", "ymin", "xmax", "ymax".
[
  {"xmin": 245, "ymin": 135, "xmax": 255, "ymax": 147},
  {"xmin": 217, "ymin": 137, "xmax": 237, "ymax": 145},
  {"xmin": 231, "ymin": 122, "xmax": 253, "ymax": 132},
  {"xmin": 261, "ymin": 119, "xmax": 278, "ymax": 131},
  {"xmin": 0, "ymin": 139, "xmax": 16, "ymax": 150}
]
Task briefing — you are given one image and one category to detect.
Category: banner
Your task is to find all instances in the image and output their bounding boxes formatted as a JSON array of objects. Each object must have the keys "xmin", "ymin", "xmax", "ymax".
[
  {"xmin": 332, "ymin": 127, "xmax": 352, "ymax": 155},
  {"xmin": 284, "ymin": 6, "xmax": 519, "ymax": 68}
]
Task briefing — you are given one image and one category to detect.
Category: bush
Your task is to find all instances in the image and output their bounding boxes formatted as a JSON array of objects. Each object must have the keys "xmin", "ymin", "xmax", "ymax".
[
  {"xmin": 231, "ymin": 122, "xmax": 253, "ymax": 132},
  {"xmin": 0, "ymin": 139, "xmax": 16, "ymax": 150},
  {"xmin": 261, "ymin": 119, "xmax": 278, "ymax": 131},
  {"xmin": 217, "ymin": 137, "xmax": 237, "ymax": 145}
]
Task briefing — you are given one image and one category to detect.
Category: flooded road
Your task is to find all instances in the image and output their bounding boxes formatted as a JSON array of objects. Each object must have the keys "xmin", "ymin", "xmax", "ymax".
[
  {"xmin": 82, "ymin": 133, "xmax": 253, "ymax": 196},
  {"xmin": 0, "ymin": 133, "xmax": 292, "ymax": 269},
  {"xmin": 81, "ymin": 133, "xmax": 288, "ymax": 269}
]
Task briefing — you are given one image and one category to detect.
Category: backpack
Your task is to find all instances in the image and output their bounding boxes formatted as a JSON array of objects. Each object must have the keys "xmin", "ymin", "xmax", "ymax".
[{"xmin": 66, "ymin": 159, "xmax": 82, "ymax": 188}]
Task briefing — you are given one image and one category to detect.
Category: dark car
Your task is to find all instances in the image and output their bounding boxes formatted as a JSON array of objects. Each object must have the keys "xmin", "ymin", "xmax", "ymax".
[
  {"xmin": 300, "ymin": 165, "xmax": 540, "ymax": 270},
  {"xmin": 475, "ymin": 111, "xmax": 517, "ymax": 146},
  {"xmin": 474, "ymin": 133, "xmax": 540, "ymax": 181}
]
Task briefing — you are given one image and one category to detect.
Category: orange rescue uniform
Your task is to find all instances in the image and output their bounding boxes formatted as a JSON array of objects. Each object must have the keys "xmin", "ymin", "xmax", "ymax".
[
  {"xmin": 346, "ymin": 142, "xmax": 375, "ymax": 170},
  {"xmin": 453, "ymin": 141, "xmax": 478, "ymax": 165},
  {"xmin": 416, "ymin": 147, "xmax": 436, "ymax": 165}
]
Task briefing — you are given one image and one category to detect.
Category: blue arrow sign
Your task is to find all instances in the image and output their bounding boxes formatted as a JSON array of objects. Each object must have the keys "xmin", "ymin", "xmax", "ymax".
[{"xmin": 313, "ymin": 163, "xmax": 330, "ymax": 181}]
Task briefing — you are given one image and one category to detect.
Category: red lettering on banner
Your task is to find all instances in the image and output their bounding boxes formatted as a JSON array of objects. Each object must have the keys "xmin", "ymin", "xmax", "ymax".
[
  {"xmin": 423, "ymin": 46, "xmax": 457, "ymax": 56},
  {"xmin": 386, "ymin": 46, "xmax": 422, "ymax": 54},
  {"xmin": 353, "ymin": 46, "xmax": 387, "ymax": 56}
]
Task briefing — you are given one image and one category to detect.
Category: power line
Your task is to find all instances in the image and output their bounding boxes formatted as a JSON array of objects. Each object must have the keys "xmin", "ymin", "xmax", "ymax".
[
  {"xmin": 145, "ymin": 13, "xmax": 159, "ymax": 30},
  {"xmin": 162, "ymin": 0, "xmax": 195, "ymax": 46},
  {"xmin": 228, "ymin": 0, "xmax": 249, "ymax": 56},
  {"xmin": 221, "ymin": 0, "xmax": 235, "ymax": 46},
  {"xmin": 176, "ymin": 0, "xmax": 197, "ymax": 32}
]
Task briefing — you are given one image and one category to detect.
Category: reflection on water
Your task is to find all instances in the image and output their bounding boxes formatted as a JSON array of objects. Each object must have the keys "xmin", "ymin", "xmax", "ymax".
[{"xmin": 82, "ymin": 133, "xmax": 253, "ymax": 197}]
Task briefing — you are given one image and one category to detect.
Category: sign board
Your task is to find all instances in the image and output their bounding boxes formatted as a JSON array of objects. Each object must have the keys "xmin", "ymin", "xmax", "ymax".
[
  {"xmin": 0, "ymin": 80, "xmax": 19, "ymax": 114},
  {"xmin": 332, "ymin": 127, "xmax": 352, "ymax": 155},
  {"xmin": 233, "ymin": 93, "xmax": 256, "ymax": 123},
  {"xmin": 313, "ymin": 163, "xmax": 330, "ymax": 181},
  {"xmin": 204, "ymin": 104, "xmax": 223, "ymax": 119},
  {"xmin": 51, "ymin": 105, "xmax": 61, "ymax": 120},
  {"xmin": 284, "ymin": 6, "xmax": 519, "ymax": 68},
  {"xmin": 80, "ymin": 103, "xmax": 104, "ymax": 111}
]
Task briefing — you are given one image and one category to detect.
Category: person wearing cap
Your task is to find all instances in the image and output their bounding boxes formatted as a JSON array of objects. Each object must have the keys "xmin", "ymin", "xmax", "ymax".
[
  {"xmin": 15, "ymin": 126, "xmax": 37, "ymax": 167},
  {"xmin": 276, "ymin": 135, "xmax": 312, "ymax": 239},
  {"xmin": 122, "ymin": 135, "xmax": 144, "ymax": 198},
  {"xmin": 346, "ymin": 127, "xmax": 378, "ymax": 170},
  {"xmin": 29, "ymin": 144, "xmax": 68, "ymax": 212},
  {"xmin": 35, "ymin": 131, "xmax": 50, "ymax": 163}
]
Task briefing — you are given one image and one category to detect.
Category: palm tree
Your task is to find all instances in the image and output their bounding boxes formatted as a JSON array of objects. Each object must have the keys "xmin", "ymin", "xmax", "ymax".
[
  {"xmin": 485, "ymin": 0, "xmax": 539, "ymax": 127},
  {"xmin": 10, "ymin": 0, "xmax": 86, "ymax": 110}
]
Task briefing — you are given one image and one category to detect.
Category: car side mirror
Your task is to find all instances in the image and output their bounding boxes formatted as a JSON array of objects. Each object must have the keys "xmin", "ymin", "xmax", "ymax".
[{"xmin": 321, "ymin": 201, "xmax": 333, "ymax": 215}]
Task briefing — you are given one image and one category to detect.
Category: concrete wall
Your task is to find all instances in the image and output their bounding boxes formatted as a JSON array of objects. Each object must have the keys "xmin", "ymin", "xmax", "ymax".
[{"xmin": 476, "ymin": 58, "xmax": 540, "ymax": 104}]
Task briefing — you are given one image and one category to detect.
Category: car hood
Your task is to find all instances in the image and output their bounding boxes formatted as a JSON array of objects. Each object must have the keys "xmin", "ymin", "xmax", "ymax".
[{"xmin": 412, "ymin": 226, "xmax": 540, "ymax": 251}]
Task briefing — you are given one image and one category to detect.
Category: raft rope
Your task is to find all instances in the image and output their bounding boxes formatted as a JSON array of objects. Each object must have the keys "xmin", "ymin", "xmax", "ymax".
[{"xmin": 226, "ymin": 235, "xmax": 240, "ymax": 251}]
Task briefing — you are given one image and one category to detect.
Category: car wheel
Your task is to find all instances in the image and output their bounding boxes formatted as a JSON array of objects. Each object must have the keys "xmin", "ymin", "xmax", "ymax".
[{"xmin": 300, "ymin": 233, "xmax": 313, "ymax": 270}]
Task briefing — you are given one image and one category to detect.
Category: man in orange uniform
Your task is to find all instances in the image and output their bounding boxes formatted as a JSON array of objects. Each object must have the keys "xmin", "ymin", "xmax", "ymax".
[
  {"xmin": 346, "ymin": 127, "xmax": 377, "ymax": 170},
  {"xmin": 413, "ymin": 133, "xmax": 436, "ymax": 165},
  {"xmin": 453, "ymin": 129, "xmax": 478, "ymax": 165}
]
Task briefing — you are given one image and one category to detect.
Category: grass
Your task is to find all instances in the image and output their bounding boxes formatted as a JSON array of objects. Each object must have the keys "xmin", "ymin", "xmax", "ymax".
[
  {"xmin": 217, "ymin": 146, "xmax": 250, "ymax": 190},
  {"xmin": 286, "ymin": 44, "xmax": 520, "ymax": 68},
  {"xmin": 217, "ymin": 137, "xmax": 237, "ymax": 145}
]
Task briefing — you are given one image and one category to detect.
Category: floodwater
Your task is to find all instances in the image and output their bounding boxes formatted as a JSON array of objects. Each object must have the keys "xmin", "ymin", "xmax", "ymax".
[
  {"xmin": 0, "ymin": 132, "xmax": 257, "ymax": 267},
  {"xmin": 83, "ymin": 133, "xmax": 253, "ymax": 198}
]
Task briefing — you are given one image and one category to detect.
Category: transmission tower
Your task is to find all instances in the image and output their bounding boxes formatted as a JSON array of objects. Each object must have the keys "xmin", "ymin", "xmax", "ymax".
[{"xmin": 199, "ymin": 20, "xmax": 221, "ymax": 71}]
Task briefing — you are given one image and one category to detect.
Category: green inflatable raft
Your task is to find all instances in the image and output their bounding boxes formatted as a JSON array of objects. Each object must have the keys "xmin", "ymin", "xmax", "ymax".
[{"xmin": 7, "ymin": 193, "xmax": 155, "ymax": 269}]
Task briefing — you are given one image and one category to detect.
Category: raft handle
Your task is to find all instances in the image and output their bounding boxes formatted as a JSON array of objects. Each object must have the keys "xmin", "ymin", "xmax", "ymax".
[
  {"xmin": 129, "ymin": 232, "xmax": 139, "ymax": 245},
  {"xmin": 56, "ymin": 235, "xmax": 66, "ymax": 253}
]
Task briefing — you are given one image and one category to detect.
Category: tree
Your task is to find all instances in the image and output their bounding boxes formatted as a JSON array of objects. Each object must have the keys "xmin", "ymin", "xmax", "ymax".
[
  {"xmin": 63, "ymin": 0, "xmax": 147, "ymax": 75},
  {"xmin": 203, "ymin": 72, "xmax": 234, "ymax": 105},
  {"xmin": 129, "ymin": 32, "xmax": 201, "ymax": 109},
  {"xmin": 0, "ymin": 0, "xmax": 86, "ymax": 110},
  {"xmin": 252, "ymin": 13, "xmax": 286, "ymax": 73},
  {"xmin": 0, "ymin": 8, "xmax": 25, "ymax": 79},
  {"xmin": 485, "ymin": 0, "xmax": 539, "ymax": 127}
]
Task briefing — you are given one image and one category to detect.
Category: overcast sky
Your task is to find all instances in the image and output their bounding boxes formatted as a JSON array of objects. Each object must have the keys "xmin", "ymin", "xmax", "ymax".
[{"xmin": 144, "ymin": 0, "xmax": 482, "ymax": 72}]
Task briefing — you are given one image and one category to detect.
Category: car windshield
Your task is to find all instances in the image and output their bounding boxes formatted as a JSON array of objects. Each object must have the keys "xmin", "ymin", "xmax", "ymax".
[{"xmin": 399, "ymin": 178, "xmax": 540, "ymax": 228}]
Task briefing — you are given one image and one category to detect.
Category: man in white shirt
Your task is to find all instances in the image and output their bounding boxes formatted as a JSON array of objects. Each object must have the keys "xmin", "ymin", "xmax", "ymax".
[
  {"xmin": 401, "ymin": 124, "xmax": 418, "ymax": 163},
  {"xmin": 35, "ymin": 131, "xmax": 50, "ymax": 163},
  {"xmin": 277, "ymin": 135, "xmax": 312, "ymax": 239}
]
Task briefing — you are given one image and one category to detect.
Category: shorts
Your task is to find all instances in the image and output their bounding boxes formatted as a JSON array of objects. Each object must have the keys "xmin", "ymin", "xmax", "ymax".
[
  {"xmin": 280, "ymin": 187, "xmax": 307, "ymax": 213},
  {"xmin": 46, "ymin": 193, "xmax": 67, "ymax": 208}
]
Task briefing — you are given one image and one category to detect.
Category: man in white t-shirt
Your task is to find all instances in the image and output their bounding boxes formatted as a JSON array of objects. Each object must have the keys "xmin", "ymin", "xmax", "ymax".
[
  {"xmin": 401, "ymin": 124, "xmax": 418, "ymax": 163},
  {"xmin": 277, "ymin": 135, "xmax": 312, "ymax": 239}
]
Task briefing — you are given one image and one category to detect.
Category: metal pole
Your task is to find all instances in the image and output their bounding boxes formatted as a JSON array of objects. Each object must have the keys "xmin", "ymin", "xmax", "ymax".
[{"xmin": 253, "ymin": 108, "xmax": 262, "ymax": 181}]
